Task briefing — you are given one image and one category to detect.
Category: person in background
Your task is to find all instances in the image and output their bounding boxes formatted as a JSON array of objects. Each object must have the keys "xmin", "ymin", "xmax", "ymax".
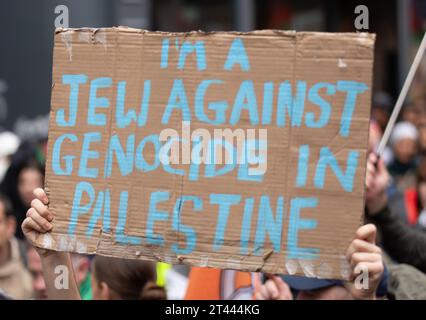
[
  {"xmin": 17, "ymin": 160, "xmax": 45, "ymax": 210},
  {"xmin": 0, "ymin": 193, "xmax": 32, "ymax": 299},
  {"xmin": 365, "ymin": 152, "xmax": 426, "ymax": 274},
  {"xmin": 371, "ymin": 91, "xmax": 392, "ymax": 133},
  {"xmin": 387, "ymin": 121, "xmax": 419, "ymax": 191},
  {"xmin": 387, "ymin": 157, "xmax": 426, "ymax": 229},
  {"xmin": 26, "ymin": 246, "xmax": 47, "ymax": 299},
  {"xmin": 1, "ymin": 154, "xmax": 44, "ymax": 239},
  {"xmin": 91, "ymin": 256, "xmax": 166, "ymax": 300},
  {"xmin": 362, "ymin": 152, "xmax": 426, "ymax": 299},
  {"xmin": 26, "ymin": 246, "xmax": 93, "ymax": 300},
  {"xmin": 22, "ymin": 188, "xmax": 166, "ymax": 300},
  {"xmin": 401, "ymin": 103, "xmax": 420, "ymax": 128},
  {"xmin": 371, "ymin": 121, "xmax": 426, "ymax": 229}
]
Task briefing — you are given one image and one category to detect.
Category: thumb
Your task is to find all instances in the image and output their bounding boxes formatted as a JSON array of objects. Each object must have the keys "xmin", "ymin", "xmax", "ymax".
[{"xmin": 356, "ymin": 224, "xmax": 377, "ymax": 245}]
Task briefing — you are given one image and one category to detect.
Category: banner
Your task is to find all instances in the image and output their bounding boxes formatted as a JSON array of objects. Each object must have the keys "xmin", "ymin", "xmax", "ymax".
[{"xmin": 38, "ymin": 28, "xmax": 375, "ymax": 280}]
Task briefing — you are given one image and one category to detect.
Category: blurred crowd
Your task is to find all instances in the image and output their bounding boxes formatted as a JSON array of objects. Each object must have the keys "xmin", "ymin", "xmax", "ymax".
[
  {"xmin": 371, "ymin": 91, "xmax": 426, "ymax": 229},
  {"xmin": 2, "ymin": 89, "xmax": 426, "ymax": 300}
]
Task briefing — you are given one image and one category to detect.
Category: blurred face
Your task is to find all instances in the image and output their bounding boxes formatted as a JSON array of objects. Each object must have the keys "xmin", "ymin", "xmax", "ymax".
[
  {"xmin": 18, "ymin": 168, "xmax": 43, "ymax": 207},
  {"xmin": 296, "ymin": 285, "xmax": 352, "ymax": 300},
  {"xmin": 402, "ymin": 109, "xmax": 418, "ymax": 127},
  {"xmin": 0, "ymin": 203, "xmax": 14, "ymax": 249},
  {"xmin": 27, "ymin": 248, "xmax": 47, "ymax": 299},
  {"xmin": 371, "ymin": 108, "xmax": 389, "ymax": 131},
  {"xmin": 393, "ymin": 138, "xmax": 417, "ymax": 164}
]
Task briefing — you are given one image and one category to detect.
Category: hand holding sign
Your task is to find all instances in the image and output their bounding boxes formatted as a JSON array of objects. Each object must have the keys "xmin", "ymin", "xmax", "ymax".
[
  {"xmin": 345, "ymin": 224, "xmax": 384, "ymax": 300},
  {"xmin": 253, "ymin": 273, "xmax": 292, "ymax": 300},
  {"xmin": 22, "ymin": 189, "xmax": 53, "ymax": 242}
]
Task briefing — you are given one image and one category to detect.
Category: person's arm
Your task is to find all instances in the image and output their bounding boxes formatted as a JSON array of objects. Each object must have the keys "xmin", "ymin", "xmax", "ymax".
[
  {"xmin": 366, "ymin": 153, "xmax": 426, "ymax": 273},
  {"xmin": 367, "ymin": 205, "xmax": 426, "ymax": 273},
  {"xmin": 22, "ymin": 188, "xmax": 81, "ymax": 300}
]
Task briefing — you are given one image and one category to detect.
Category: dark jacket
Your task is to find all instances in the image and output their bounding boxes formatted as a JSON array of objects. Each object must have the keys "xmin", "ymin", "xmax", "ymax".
[{"xmin": 367, "ymin": 205, "xmax": 426, "ymax": 274}]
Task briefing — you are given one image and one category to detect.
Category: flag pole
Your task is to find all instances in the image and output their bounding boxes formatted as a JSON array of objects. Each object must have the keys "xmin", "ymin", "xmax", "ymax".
[{"xmin": 376, "ymin": 32, "xmax": 426, "ymax": 156}]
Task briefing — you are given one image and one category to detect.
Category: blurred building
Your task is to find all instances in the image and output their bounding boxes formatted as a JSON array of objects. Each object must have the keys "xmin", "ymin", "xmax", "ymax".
[{"xmin": 0, "ymin": 0, "xmax": 425, "ymax": 133}]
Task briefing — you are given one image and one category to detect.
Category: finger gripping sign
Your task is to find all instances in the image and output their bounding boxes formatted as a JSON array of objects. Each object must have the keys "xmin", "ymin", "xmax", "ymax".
[{"xmin": 39, "ymin": 27, "xmax": 375, "ymax": 280}]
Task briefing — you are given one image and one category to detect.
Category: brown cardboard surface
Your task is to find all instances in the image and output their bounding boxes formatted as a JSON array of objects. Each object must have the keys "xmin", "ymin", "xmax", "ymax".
[{"xmin": 37, "ymin": 27, "xmax": 375, "ymax": 280}]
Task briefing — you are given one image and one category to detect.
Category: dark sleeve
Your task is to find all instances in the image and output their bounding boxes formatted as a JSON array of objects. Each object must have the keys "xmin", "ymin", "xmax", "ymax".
[{"xmin": 367, "ymin": 206, "xmax": 426, "ymax": 273}]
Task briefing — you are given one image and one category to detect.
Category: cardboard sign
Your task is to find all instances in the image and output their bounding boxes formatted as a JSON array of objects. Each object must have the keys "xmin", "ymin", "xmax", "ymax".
[{"xmin": 38, "ymin": 27, "xmax": 375, "ymax": 280}]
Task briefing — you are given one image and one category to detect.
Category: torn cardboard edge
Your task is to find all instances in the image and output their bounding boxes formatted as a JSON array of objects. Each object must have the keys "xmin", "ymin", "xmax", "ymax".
[
  {"xmin": 55, "ymin": 26, "xmax": 375, "ymax": 42},
  {"xmin": 33, "ymin": 231, "xmax": 352, "ymax": 279}
]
